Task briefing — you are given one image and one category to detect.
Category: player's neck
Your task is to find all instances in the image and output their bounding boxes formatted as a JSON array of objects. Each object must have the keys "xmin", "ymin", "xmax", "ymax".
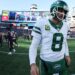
[{"xmin": 51, "ymin": 18, "xmax": 61, "ymax": 25}]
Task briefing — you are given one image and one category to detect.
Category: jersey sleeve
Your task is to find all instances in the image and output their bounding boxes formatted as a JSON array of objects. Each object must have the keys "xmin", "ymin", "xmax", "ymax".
[
  {"xmin": 64, "ymin": 39, "xmax": 69, "ymax": 56},
  {"xmin": 29, "ymin": 36, "xmax": 41, "ymax": 65},
  {"xmin": 31, "ymin": 20, "xmax": 42, "ymax": 38},
  {"xmin": 64, "ymin": 22, "xmax": 70, "ymax": 56},
  {"xmin": 29, "ymin": 20, "xmax": 42, "ymax": 65}
]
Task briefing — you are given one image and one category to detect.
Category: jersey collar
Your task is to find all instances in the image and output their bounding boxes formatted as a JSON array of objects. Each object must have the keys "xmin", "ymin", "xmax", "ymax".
[{"xmin": 48, "ymin": 19, "xmax": 63, "ymax": 31}]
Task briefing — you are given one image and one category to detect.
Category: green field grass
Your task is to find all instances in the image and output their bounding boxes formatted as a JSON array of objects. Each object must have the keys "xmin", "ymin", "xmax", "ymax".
[{"xmin": 0, "ymin": 38, "xmax": 75, "ymax": 75}]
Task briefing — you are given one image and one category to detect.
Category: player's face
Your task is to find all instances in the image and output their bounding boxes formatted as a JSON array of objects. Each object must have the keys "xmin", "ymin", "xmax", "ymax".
[{"xmin": 56, "ymin": 8, "xmax": 67, "ymax": 21}]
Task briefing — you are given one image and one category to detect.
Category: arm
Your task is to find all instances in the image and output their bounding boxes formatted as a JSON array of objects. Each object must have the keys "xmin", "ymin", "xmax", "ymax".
[
  {"xmin": 64, "ymin": 40, "xmax": 71, "ymax": 67},
  {"xmin": 29, "ymin": 18, "xmax": 42, "ymax": 75},
  {"xmin": 29, "ymin": 36, "xmax": 41, "ymax": 75},
  {"xmin": 29, "ymin": 36, "xmax": 41, "ymax": 65}
]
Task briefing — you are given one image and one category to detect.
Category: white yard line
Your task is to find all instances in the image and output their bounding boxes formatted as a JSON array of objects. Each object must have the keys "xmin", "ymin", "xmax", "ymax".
[
  {"xmin": 0, "ymin": 50, "xmax": 75, "ymax": 55},
  {"xmin": 0, "ymin": 51, "xmax": 28, "ymax": 55}
]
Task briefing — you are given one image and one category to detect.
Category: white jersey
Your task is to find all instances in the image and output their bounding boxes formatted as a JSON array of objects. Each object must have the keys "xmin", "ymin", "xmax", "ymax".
[{"xmin": 29, "ymin": 18, "xmax": 69, "ymax": 65}]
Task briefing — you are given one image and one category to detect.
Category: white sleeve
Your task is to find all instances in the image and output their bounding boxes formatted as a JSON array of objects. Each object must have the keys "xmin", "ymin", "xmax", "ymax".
[
  {"xmin": 29, "ymin": 20, "xmax": 42, "ymax": 65},
  {"xmin": 64, "ymin": 39, "xmax": 69, "ymax": 56},
  {"xmin": 31, "ymin": 19, "xmax": 42, "ymax": 38},
  {"xmin": 64, "ymin": 22, "xmax": 70, "ymax": 56},
  {"xmin": 29, "ymin": 36, "xmax": 41, "ymax": 65}
]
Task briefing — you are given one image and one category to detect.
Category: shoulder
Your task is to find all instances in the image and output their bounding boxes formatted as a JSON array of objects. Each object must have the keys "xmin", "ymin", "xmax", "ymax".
[
  {"xmin": 63, "ymin": 20, "xmax": 70, "ymax": 30},
  {"xmin": 34, "ymin": 17, "xmax": 48, "ymax": 27}
]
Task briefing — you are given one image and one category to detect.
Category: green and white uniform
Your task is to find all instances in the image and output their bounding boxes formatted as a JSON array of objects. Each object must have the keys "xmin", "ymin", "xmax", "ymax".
[
  {"xmin": 29, "ymin": 18, "xmax": 70, "ymax": 74},
  {"xmin": 29, "ymin": 18, "xmax": 69, "ymax": 64}
]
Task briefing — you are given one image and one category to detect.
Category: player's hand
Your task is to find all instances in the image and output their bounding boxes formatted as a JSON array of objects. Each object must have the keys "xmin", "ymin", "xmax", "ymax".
[
  {"xmin": 30, "ymin": 64, "xmax": 39, "ymax": 75},
  {"xmin": 65, "ymin": 56, "xmax": 71, "ymax": 67}
]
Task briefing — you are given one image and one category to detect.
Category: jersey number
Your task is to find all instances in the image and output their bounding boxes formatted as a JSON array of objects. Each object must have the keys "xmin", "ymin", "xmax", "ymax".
[{"xmin": 51, "ymin": 33, "xmax": 63, "ymax": 51}]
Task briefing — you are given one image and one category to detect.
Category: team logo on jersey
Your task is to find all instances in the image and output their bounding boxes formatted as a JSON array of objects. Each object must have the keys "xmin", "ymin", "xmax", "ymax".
[{"xmin": 45, "ymin": 24, "xmax": 50, "ymax": 31}]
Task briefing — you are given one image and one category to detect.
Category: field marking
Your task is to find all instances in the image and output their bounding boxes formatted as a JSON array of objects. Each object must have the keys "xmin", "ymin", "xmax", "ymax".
[
  {"xmin": 0, "ymin": 51, "xmax": 28, "ymax": 55},
  {"xmin": 69, "ymin": 51, "xmax": 75, "ymax": 52},
  {"xmin": 0, "ymin": 50, "xmax": 75, "ymax": 55}
]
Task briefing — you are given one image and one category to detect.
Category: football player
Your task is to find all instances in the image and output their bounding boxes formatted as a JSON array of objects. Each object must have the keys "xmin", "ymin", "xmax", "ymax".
[
  {"xmin": 7, "ymin": 31, "xmax": 16, "ymax": 55},
  {"xmin": 29, "ymin": 0, "xmax": 71, "ymax": 75}
]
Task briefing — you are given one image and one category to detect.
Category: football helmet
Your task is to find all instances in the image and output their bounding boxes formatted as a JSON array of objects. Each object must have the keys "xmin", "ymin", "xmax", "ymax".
[{"xmin": 50, "ymin": 0, "xmax": 69, "ymax": 21}]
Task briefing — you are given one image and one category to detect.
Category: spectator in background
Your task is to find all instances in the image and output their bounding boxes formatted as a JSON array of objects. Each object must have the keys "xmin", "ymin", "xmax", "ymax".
[
  {"xmin": 12, "ymin": 31, "xmax": 18, "ymax": 47},
  {"xmin": 4, "ymin": 32, "xmax": 8, "ymax": 42},
  {"xmin": 24, "ymin": 24, "xmax": 30, "ymax": 40},
  {"xmin": 7, "ymin": 31, "xmax": 16, "ymax": 55}
]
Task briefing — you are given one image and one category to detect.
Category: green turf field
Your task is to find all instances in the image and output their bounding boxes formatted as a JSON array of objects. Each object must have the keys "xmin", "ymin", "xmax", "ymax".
[{"xmin": 0, "ymin": 38, "xmax": 75, "ymax": 75}]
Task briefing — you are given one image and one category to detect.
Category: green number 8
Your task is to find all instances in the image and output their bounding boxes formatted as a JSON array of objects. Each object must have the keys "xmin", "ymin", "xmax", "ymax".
[{"xmin": 51, "ymin": 33, "xmax": 63, "ymax": 51}]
